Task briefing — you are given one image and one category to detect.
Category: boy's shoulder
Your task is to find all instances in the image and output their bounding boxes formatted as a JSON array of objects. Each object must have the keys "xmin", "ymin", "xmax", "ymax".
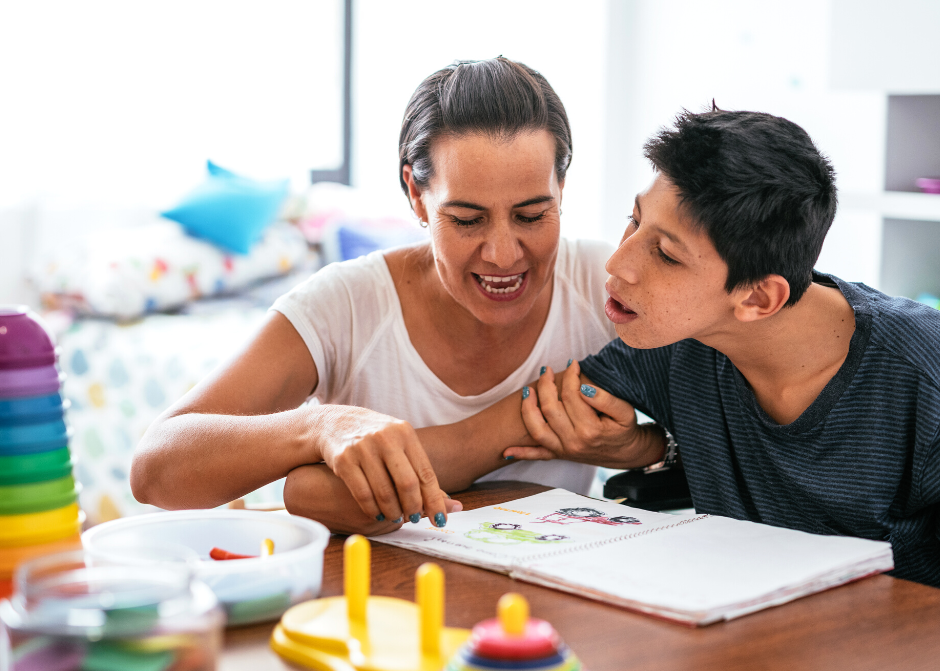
[{"xmin": 828, "ymin": 274, "xmax": 940, "ymax": 387}]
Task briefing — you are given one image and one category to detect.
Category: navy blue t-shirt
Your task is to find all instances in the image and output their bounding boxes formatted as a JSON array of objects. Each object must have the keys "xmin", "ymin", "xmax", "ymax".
[{"xmin": 580, "ymin": 273, "xmax": 940, "ymax": 587}]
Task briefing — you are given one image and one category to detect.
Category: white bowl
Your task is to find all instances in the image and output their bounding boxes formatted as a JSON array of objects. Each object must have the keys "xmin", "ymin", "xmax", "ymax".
[{"xmin": 82, "ymin": 509, "xmax": 330, "ymax": 626}]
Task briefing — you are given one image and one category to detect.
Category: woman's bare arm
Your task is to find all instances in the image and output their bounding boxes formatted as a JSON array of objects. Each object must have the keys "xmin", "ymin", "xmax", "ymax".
[{"xmin": 130, "ymin": 312, "xmax": 325, "ymax": 509}]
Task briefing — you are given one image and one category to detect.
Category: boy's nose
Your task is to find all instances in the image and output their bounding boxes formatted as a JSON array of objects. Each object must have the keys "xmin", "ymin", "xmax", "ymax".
[{"xmin": 606, "ymin": 233, "xmax": 640, "ymax": 284}]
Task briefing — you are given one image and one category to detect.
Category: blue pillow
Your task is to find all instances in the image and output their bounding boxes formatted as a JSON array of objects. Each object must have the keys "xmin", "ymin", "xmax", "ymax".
[{"xmin": 162, "ymin": 161, "xmax": 289, "ymax": 254}]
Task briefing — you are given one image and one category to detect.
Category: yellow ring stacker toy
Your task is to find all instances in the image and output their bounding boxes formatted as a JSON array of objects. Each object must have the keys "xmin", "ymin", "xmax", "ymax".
[
  {"xmin": 271, "ymin": 535, "xmax": 470, "ymax": 671},
  {"xmin": 0, "ymin": 503, "xmax": 83, "ymax": 547}
]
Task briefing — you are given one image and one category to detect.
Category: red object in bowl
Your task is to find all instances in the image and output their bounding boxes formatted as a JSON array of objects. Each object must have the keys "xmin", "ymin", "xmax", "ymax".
[
  {"xmin": 0, "ymin": 307, "xmax": 57, "ymax": 370},
  {"xmin": 915, "ymin": 177, "xmax": 940, "ymax": 194}
]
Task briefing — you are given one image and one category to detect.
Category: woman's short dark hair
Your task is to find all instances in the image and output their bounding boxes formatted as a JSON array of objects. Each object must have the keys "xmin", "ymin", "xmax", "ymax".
[
  {"xmin": 644, "ymin": 108, "xmax": 838, "ymax": 306},
  {"xmin": 399, "ymin": 57, "xmax": 572, "ymax": 198}
]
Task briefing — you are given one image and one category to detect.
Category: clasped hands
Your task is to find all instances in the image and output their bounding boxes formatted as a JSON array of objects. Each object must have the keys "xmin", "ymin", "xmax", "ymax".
[{"xmin": 293, "ymin": 362, "xmax": 660, "ymax": 534}]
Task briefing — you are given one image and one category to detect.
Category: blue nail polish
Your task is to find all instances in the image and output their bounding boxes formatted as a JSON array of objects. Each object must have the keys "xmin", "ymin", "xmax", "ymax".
[
  {"xmin": 540, "ymin": 366, "xmax": 547, "ymax": 376},
  {"xmin": 567, "ymin": 358, "xmax": 573, "ymax": 367},
  {"xmin": 375, "ymin": 513, "xmax": 385, "ymax": 522},
  {"xmin": 434, "ymin": 512, "xmax": 446, "ymax": 528},
  {"xmin": 409, "ymin": 513, "xmax": 420, "ymax": 524},
  {"xmin": 504, "ymin": 455, "xmax": 515, "ymax": 460},
  {"xmin": 522, "ymin": 386, "xmax": 530, "ymax": 399},
  {"xmin": 392, "ymin": 517, "xmax": 403, "ymax": 524},
  {"xmin": 580, "ymin": 384, "xmax": 596, "ymax": 398}
]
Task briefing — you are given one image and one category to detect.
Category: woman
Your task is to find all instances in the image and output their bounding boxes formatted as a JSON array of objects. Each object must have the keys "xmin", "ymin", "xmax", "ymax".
[{"xmin": 130, "ymin": 57, "xmax": 615, "ymax": 533}]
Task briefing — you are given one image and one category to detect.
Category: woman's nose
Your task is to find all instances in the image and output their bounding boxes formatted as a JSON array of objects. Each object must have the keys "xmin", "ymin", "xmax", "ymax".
[{"xmin": 481, "ymin": 222, "xmax": 523, "ymax": 269}]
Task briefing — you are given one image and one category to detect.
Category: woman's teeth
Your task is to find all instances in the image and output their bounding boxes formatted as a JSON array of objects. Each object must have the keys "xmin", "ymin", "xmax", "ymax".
[{"xmin": 475, "ymin": 273, "xmax": 524, "ymax": 294}]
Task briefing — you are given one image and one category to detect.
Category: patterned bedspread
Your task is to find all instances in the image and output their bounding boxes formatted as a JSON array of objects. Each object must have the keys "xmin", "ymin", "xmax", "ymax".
[{"xmin": 57, "ymin": 271, "xmax": 316, "ymax": 525}]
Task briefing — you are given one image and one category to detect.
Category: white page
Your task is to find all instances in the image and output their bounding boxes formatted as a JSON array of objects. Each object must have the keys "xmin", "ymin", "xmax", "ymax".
[
  {"xmin": 373, "ymin": 489, "xmax": 894, "ymax": 625},
  {"xmin": 516, "ymin": 515, "xmax": 894, "ymax": 624},
  {"xmin": 373, "ymin": 489, "xmax": 702, "ymax": 572}
]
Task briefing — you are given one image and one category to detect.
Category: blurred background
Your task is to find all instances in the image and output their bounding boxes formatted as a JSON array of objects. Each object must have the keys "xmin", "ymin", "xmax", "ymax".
[{"xmin": 0, "ymin": 0, "xmax": 938, "ymax": 521}]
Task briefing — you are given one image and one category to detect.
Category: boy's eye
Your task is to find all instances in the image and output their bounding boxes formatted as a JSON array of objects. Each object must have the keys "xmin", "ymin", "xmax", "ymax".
[{"xmin": 657, "ymin": 247, "xmax": 679, "ymax": 265}]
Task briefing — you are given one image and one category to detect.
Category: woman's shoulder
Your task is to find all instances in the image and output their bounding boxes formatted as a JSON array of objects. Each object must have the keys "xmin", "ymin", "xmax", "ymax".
[{"xmin": 271, "ymin": 250, "xmax": 398, "ymax": 322}]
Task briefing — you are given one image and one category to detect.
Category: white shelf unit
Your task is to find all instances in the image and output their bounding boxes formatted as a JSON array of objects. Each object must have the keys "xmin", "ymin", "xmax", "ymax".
[{"xmin": 879, "ymin": 95, "xmax": 940, "ymax": 298}]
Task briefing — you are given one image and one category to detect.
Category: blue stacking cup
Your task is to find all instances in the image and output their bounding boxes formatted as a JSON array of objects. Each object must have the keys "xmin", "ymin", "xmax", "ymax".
[
  {"xmin": 0, "ymin": 418, "xmax": 70, "ymax": 456},
  {"xmin": 0, "ymin": 393, "xmax": 67, "ymax": 427}
]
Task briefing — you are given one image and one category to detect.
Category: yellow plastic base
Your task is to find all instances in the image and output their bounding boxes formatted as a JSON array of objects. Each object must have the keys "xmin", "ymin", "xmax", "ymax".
[{"xmin": 272, "ymin": 596, "xmax": 470, "ymax": 671}]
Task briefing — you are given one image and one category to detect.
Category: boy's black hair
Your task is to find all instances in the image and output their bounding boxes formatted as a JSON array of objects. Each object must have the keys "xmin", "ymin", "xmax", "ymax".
[{"xmin": 644, "ymin": 108, "xmax": 837, "ymax": 306}]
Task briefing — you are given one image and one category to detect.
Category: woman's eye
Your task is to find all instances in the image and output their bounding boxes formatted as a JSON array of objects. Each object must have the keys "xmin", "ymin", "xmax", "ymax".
[
  {"xmin": 517, "ymin": 212, "xmax": 546, "ymax": 224},
  {"xmin": 450, "ymin": 215, "xmax": 483, "ymax": 227}
]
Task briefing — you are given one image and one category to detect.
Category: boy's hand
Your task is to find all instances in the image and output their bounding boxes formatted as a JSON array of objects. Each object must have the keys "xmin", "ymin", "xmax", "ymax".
[{"xmin": 505, "ymin": 361, "xmax": 647, "ymax": 468}]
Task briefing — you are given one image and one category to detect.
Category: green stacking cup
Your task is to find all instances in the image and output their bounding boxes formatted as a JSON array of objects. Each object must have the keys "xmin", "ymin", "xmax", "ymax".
[
  {"xmin": 0, "ymin": 447, "xmax": 73, "ymax": 486},
  {"xmin": 0, "ymin": 475, "xmax": 79, "ymax": 515}
]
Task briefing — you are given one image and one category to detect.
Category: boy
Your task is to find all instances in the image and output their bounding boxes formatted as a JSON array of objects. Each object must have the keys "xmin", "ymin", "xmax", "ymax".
[{"xmin": 507, "ymin": 109, "xmax": 940, "ymax": 588}]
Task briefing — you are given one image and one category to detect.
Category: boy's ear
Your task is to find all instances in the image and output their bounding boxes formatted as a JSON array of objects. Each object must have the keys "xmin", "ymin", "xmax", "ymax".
[
  {"xmin": 733, "ymin": 275, "xmax": 790, "ymax": 322},
  {"xmin": 401, "ymin": 164, "xmax": 428, "ymax": 223}
]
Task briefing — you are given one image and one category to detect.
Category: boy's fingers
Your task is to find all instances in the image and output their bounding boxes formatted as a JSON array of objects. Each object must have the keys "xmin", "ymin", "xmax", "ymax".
[{"xmin": 502, "ymin": 446, "xmax": 557, "ymax": 461}]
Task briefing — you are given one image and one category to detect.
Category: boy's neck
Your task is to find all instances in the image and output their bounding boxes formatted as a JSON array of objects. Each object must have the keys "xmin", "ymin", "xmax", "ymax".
[{"xmin": 713, "ymin": 281, "xmax": 856, "ymax": 425}]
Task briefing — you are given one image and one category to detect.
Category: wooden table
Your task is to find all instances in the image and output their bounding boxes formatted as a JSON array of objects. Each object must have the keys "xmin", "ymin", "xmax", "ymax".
[{"xmin": 222, "ymin": 482, "xmax": 940, "ymax": 671}]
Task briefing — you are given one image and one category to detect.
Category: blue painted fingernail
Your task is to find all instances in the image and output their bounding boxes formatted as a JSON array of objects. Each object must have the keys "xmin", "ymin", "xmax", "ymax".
[
  {"xmin": 434, "ymin": 512, "xmax": 446, "ymax": 528},
  {"xmin": 567, "ymin": 359, "xmax": 573, "ymax": 367},
  {"xmin": 410, "ymin": 513, "xmax": 420, "ymax": 524},
  {"xmin": 375, "ymin": 513, "xmax": 385, "ymax": 522},
  {"xmin": 522, "ymin": 385, "xmax": 530, "ymax": 399},
  {"xmin": 392, "ymin": 517, "xmax": 403, "ymax": 524},
  {"xmin": 580, "ymin": 384, "xmax": 596, "ymax": 398},
  {"xmin": 504, "ymin": 455, "xmax": 515, "ymax": 460},
  {"xmin": 540, "ymin": 366, "xmax": 547, "ymax": 376}
]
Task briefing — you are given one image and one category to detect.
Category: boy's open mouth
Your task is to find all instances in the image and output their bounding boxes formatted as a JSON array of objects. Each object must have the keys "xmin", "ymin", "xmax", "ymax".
[
  {"xmin": 605, "ymin": 296, "xmax": 637, "ymax": 323},
  {"xmin": 473, "ymin": 272, "xmax": 525, "ymax": 296}
]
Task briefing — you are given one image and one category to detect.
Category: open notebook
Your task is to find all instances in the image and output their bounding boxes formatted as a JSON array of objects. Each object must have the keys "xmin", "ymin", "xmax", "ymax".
[{"xmin": 371, "ymin": 489, "xmax": 894, "ymax": 626}]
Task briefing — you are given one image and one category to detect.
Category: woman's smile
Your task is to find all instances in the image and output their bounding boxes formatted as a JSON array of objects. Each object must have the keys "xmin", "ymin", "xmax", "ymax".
[{"xmin": 473, "ymin": 271, "xmax": 528, "ymax": 300}]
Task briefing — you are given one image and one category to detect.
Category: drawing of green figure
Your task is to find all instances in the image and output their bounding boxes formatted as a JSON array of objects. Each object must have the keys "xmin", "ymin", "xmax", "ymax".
[{"xmin": 464, "ymin": 522, "xmax": 573, "ymax": 545}]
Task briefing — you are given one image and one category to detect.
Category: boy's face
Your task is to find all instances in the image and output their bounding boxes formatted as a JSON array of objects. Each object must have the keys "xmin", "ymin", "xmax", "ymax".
[{"xmin": 604, "ymin": 173, "xmax": 740, "ymax": 349}]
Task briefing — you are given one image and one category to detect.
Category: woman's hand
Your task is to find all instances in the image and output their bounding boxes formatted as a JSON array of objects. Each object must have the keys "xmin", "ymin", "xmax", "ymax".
[
  {"xmin": 313, "ymin": 405, "xmax": 452, "ymax": 526},
  {"xmin": 284, "ymin": 464, "xmax": 462, "ymax": 535},
  {"xmin": 504, "ymin": 361, "xmax": 664, "ymax": 469}
]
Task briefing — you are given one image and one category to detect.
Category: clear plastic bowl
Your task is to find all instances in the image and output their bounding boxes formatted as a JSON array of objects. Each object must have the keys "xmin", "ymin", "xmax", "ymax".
[
  {"xmin": 0, "ymin": 550, "xmax": 223, "ymax": 671},
  {"xmin": 82, "ymin": 509, "xmax": 330, "ymax": 626}
]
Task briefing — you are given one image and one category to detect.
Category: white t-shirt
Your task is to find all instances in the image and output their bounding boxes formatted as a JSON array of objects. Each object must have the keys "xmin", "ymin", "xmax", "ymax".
[{"xmin": 271, "ymin": 237, "xmax": 617, "ymax": 494}]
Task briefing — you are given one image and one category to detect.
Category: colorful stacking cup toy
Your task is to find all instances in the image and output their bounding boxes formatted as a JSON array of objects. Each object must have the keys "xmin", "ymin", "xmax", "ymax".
[
  {"xmin": 0, "ymin": 392, "xmax": 68, "ymax": 426},
  {"xmin": 446, "ymin": 593, "xmax": 583, "ymax": 671},
  {"xmin": 0, "ymin": 447, "xmax": 74, "ymax": 486},
  {"xmin": 0, "ymin": 306, "xmax": 83, "ymax": 598},
  {"xmin": 0, "ymin": 475, "xmax": 80, "ymax": 515}
]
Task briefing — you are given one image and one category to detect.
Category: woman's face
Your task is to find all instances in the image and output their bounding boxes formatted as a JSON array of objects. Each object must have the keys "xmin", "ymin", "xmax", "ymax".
[{"xmin": 405, "ymin": 130, "xmax": 562, "ymax": 328}]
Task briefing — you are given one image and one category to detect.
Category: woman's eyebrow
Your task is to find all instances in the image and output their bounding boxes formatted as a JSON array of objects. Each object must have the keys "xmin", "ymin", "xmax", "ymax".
[
  {"xmin": 441, "ymin": 200, "xmax": 484, "ymax": 210},
  {"xmin": 513, "ymin": 195, "xmax": 554, "ymax": 208},
  {"xmin": 441, "ymin": 195, "xmax": 555, "ymax": 210}
]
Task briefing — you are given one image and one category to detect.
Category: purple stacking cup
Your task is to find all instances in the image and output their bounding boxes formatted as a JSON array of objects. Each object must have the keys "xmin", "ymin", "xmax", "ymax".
[{"xmin": 0, "ymin": 306, "xmax": 62, "ymax": 400}]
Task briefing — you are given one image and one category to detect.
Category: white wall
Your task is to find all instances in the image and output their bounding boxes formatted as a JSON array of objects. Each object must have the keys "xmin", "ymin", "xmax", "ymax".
[
  {"xmin": 351, "ymin": 0, "xmax": 610, "ymax": 242},
  {"xmin": 601, "ymin": 0, "xmax": 886, "ymax": 285}
]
